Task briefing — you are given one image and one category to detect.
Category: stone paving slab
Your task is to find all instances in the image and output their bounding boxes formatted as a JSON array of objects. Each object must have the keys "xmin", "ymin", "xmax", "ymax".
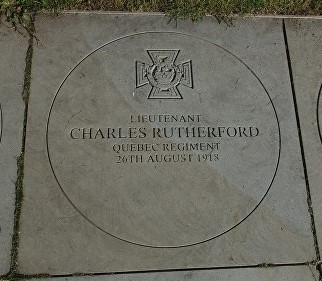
[
  {"xmin": 18, "ymin": 14, "xmax": 316, "ymax": 275},
  {"xmin": 26, "ymin": 266, "xmax": 318, "ymax": 281},
  {"xmin": 0, "ymin": 25, "xmax": 26, "ymax": 275},
  {"xmin": 285, "ymin": 19, "xmax": 322, "ymax": 252}
]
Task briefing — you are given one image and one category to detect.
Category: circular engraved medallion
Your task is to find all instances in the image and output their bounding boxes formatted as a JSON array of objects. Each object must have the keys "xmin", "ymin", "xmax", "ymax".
[{"xmin": 47, "ymin": 32, "xmax": 280, "ymax": 248}]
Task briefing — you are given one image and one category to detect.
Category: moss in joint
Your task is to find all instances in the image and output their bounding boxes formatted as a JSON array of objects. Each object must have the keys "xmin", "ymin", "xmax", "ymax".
[{"xmin": 6, "ymin": 19, "xmax": 34, "ymax": 279}]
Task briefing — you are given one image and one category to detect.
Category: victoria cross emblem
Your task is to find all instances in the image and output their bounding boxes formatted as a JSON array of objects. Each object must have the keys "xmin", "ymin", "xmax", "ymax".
[{"xmin": 135, "ymin": 50, "xmax": 193, "ymax": 99}]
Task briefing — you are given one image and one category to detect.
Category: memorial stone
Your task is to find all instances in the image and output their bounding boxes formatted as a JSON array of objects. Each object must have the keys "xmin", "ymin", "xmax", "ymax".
[{"xmin": 18, "ymin": 14, "xmax": 316, "ymax": 274}]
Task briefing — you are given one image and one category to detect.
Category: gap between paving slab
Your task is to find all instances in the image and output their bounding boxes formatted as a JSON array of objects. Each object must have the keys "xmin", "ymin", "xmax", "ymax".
[
  {"xmin": 1, "ymin": 19, "xmax": 35, "ymax": 279},
  {"xmin": 0, "ymin": 19, "xmax": 29, "ymax": 277},
  {"xmin": 283, "ymin": 17, "xmax": 322, "ymax": 281},
  {"xmin": 283, "ymin": 18, "xmax": 322, "ymax": 280},
  {"xmin": 282, "ymin": 18, "xmax": 321, "ymax": 261},
  {"xmin": 1, "ymin": 264, "xmax": 320, "ymax": 281}
]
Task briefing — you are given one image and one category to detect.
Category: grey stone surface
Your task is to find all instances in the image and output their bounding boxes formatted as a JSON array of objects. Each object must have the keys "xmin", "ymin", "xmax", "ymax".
[
  {"xmin": 18, "ymin": 14, "xmax": 315, "ymax": 275},
  {"xmin": 32, "ymin": 266, "xmax": 319, "ymax": 281},
  {"xmin": 0, "ymin": 26, "xmax": 26, "ymax": 274},
  {"xmin": 285, "ymin": 19, "xmax": 322, "ymax": 251},
  {"xmin": 318, "ymin": 91, "xmax": 322, "ymax": 141}
]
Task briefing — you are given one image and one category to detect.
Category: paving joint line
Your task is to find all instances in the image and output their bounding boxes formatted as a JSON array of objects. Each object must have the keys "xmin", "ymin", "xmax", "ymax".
[
  {"xmin": 317, "ymin": 262, "xmax": 322, "ymax": 281},
  {"xmin": 282, "ymin": 18, "xmax": 321, "ymax": 279},
  {"xmin": 0, "ymin": 261, "xmax": 318, "ymax": 280},
  {"xmin": 3, "ymin": 16, "xmax": 35, "ymax": 280}
]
